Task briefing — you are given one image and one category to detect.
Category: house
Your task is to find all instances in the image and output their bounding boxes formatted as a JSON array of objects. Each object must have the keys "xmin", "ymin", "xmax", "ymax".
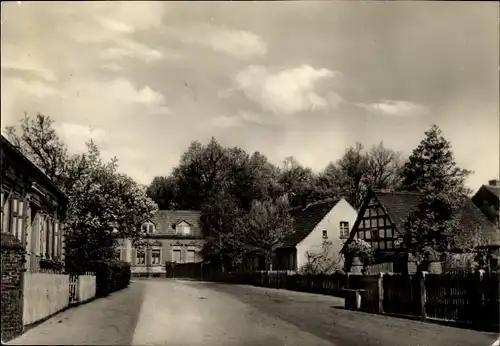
[
  {"xmin": 1, "ymin": 135, "xmax": 68, "ymax": 271},
  {"xmin": 341, "ymin": 189, "xmax": 500, "ymax": 274},
  {"xmin": 472, "ymin": 179, "xmax": 500, "ymax": 229},
  {"xmin": 116, "ymin": 210, "xmax": 204, "ymax": 276},
  {"xmin": 243, "ymin": 198, "xmax": 357, "ymax": 273}
]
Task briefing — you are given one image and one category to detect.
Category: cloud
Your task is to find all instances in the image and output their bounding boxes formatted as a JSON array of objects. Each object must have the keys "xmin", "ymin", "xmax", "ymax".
[
  {"xmin": 1, "ymin": 44, "xmax": 57, "ymax": 82},
  {"xmin": 2, "ymin": 78, "xmax": 59, "ymax": 98},
  {"xmin": 358, "ymin": 100, "xmax": 428, "ymax": 117},
  {"xmin": 172, "ymin": 23, "xmax": 267, "ymax": 60},
  {"xmin": 54, "ymin": 122, "xmax": 107, "ymax": 154},
  {"xmin": 234, "ymin": 65, "xmax": 341, "ymax": 115},
  {"xmin": 99, "ymin": 38, "xmax": 167, "ymax": 63},
  {"xmin": 204, "ymin": 25, "xmax": 267, "ymax": 60}
]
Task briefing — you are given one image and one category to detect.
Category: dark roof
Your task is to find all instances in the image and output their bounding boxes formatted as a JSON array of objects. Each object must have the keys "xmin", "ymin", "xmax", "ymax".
[
  {"xmin": 482, "ymin": 184, "xmax": 500, "ymax": 200},
  {"xmin": 375, "ymin": 191, "xmax": 424, "ymax": 231},
  {"xmin": 375, "ymin": 190, "xmax": 500, "ymax": 247},
  {"xmin": 1, "ymin": 135, "xmax": 67, "ymax": 202},
  {"xmin": 148, "ymin": 210, "xmax": 202, "ymax": 235},
  {"xmin": 281, "ymin": 198, "xmax": 341, "ymax": 248}
]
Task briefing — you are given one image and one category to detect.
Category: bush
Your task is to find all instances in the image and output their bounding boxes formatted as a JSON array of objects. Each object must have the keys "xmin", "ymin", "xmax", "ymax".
[{"xmin": 67, "ymin": 259, "xmax": 131, "ymax": 297}]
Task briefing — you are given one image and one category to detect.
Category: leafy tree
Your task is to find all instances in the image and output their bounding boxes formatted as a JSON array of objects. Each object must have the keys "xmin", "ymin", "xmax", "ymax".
[
  {"xmin": 278, "ymin": 156, "xmax": 316, "ymax": 208},
  {"xmin": 146, "ymin": 176, "xmax": 178, "ymax": 210},
  {"xmin": 4, "ymin": 113, "xmax": 157, "ymax": 271},
  {"xmin": 232, "ymin": 198, "xmax": 295, "ymax": 271},
  {"xmin": 364, "ymin": 141, "xmax": 403, "ymax": 191},
  {"xmin": 338, "ymin": 142, "xmax": 369, "ymax": 208},
  {"xmin": 401, "ymin": 125, "xmax": 474, "ymax": 268}
]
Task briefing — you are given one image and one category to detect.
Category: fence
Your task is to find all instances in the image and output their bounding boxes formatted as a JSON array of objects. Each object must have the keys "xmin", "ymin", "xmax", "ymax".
[
  {"xmin": 23, "ymin": 271, "xmax": 70, "ymax": 325},
  {"xmin": 168, "ymin": 262, "xmax": 499, "ymax": 331},
  {"xmin": 69, "ymin": 273, "xmax": 97, "ymax": 305}
]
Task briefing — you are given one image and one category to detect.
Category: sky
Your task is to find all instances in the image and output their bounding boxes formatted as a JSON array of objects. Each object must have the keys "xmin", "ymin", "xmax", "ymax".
[{"xmin": 1, "ymin": 1, "xmax": 498, "ymax": 192}]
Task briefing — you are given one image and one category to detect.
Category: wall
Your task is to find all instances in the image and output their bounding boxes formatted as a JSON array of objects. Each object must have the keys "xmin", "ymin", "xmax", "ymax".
[
  {"xmin": 296, "ymin": 199, "xmax": 357, "ymax": 271},
  {"xmin": 1, "ymin": 233, "xmax": 25, "ymax": 342},
  {"xmin": 23, "ymin": 272, "xmax": 70, "ymax": 325},
  {"xmin": 77, "ymin": 275, "xmax": 96, "ymax": 303}
]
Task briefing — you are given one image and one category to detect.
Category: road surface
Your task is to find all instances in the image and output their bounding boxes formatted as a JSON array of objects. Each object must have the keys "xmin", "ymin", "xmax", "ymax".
[{"xmin": 8, "ymin": 279, "xmax": 500, "ymax": 346}]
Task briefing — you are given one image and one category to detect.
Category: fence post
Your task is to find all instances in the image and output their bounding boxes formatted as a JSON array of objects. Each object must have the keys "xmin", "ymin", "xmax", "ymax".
[
  {"xmin": 419, "ymin": 271, "xmax": 428, "ymax": 321},
  {"xmin": 474, "ymin": 269, "xmax": 485, "ymax": 328},
  {"xmin": 378, "ymin": 272, "xmax": 384, "ymax": 313}
]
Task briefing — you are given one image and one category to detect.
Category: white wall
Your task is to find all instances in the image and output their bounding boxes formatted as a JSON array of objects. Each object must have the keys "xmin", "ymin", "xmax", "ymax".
[{"xmin": 295, "ymin": 199, "xmax": 357, "ymax": 271}]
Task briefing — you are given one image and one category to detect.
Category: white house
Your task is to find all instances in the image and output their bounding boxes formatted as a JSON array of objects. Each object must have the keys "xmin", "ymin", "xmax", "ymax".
[{"xmin": 243, "ymin": 198, "xmax": 358, "ymax": 273}]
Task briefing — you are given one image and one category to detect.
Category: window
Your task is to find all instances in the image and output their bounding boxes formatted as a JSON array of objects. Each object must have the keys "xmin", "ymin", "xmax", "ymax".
[
  {"xmin": 176, "ymin": 222, "xmax": 191, "ymax": 235},
  {"xmin": 386, "ymin": 228, "xmax": 393, "ymax": 238},
  {"xmin": 151, "ymin": 249, "xmax": 161, "ymax": 265},
  {"xmin": 141, "ymin": 222, "xmax": 155, "ymax": 234},
  {"xmin": 339, "ymin": 222, "xmax": 349, "ymax": 238},
  {"xmin": 378, "ymin": 229, "xmax": 385, "ymax": 238},
  {"xmin": 136, "ymin": 249, "xmax": 146, "ymax": 265},
  {"xmin": 172, "ymin": 249, "xmax": 182, "ymax": 263},
  {"xmin": 370, "ymin": 218, "xmax": 377, "ymax": 228},
  {"xmin": 186, "ymin": 250, "xmax": 196, "ymax": 263},
  {"xmin": 365, "ymin": 230, "xmax": 371, "ymax": 239},
  {"xmin": 322, "ymin": 230, "xmax": 328, "ymax": 240},
  {"xmin": 379, "ymin": 241, "xmax": 385, "ymax": 250}
]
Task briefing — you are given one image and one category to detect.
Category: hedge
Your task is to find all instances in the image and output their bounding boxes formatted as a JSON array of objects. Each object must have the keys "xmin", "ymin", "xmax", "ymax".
[{"xmin": 66, "ymin": 259, "xmax": 131, "ymax": 297}]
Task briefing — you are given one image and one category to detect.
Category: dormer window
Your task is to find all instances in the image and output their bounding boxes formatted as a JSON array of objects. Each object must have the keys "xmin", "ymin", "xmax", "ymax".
[
  {"xmin": 322, "ymin": 230, "xmax": 328, "ymax": 240},
  {"xmin": 141, "ymin": 222, "xmax": 155, "ymax": 234},
  {"xmin": 175, "ymin": 221, "xmax": 191, "ymax": 235}
]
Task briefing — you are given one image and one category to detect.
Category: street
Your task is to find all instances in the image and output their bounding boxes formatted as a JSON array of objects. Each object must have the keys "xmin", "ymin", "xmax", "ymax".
[{"xmin": 8, "ymin": 279, "xmax": 499, "ymax": 346}]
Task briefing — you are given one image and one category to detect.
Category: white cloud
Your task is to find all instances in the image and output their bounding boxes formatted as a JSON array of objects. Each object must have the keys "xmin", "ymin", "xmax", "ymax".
[
  {"xmin": 97, "ymin": 18, "xmax": 135, "ymax": 34},
  {"xmin": 100, "ymin": 38, "xmax": 167, "ymax": 63},
  {"xmin": 234, "ymin": 65, "xmax": 340, "ymax": 115},
  {"xmin": 1, "ymin": 44, "xmax": 57, "ymax": 82},
  {"xmin": 172, "ymin": 23, "xmax": 267, "ymax": 60},
  {"xmin": 54, "ymin": 122, "xmax": 107, "ymax": 154},
  {"xmin": 2, "ymin": 78, "xmax": 59, "ymax": 98},
  {"xmin": 204, "ymin": 25, "xmax": 267, "ymax": 60},
  {"xmin": 359, "ymin": 100, "xmax": 428, "ymax": 117}
]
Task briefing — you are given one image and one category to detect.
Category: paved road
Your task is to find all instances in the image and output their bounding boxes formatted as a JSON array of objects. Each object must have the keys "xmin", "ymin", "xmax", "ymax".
[{"xmin": 9, "ymin": 279, "xmax": 500, "ymax": 346}]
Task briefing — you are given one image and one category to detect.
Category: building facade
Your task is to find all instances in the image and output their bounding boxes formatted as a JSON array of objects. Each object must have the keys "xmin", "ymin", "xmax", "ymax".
[
  {"xmin": 1, "ymin": 135, "xmax": 68, "ymax": 271},
  {"xmin": 243, "ymin": 198, "xmax": 358, "ymax": 273},
  {"xmin": 472, "ymin": 179, "xmax": 500, "ymax": 229},
  {"xmin": 341, "ymin": 189, "xmax": 500, "ymax": 274},
  {"xmin": 116, "ymin": 210, "xmax": 204, "ymax": 276}
]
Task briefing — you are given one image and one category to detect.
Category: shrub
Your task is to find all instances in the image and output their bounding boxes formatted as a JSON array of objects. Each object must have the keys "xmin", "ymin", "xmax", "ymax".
[{"xmin": 67, "ymin": 259, "xmax": 131, "ymax": 297}]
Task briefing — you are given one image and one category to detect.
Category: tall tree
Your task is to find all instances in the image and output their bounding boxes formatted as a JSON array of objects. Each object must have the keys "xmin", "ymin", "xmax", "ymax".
[
  {"xmin": 232, "ymin": 198, "xmax": 295, "ymax": 271},
  {"xmin": 146, "ymin": 176, "xmax": 178, "ymax": 210},
  {"xmin": 336, "ymin": 142, "xmax": 369, "ymax": 208},
  {"xmin": 4, "ymin": 113, "xmax": 157, "ymax": 270},
  {"xmin": 364, "ymin": 141, "xmax": 403, "ymax": 191},
  {"xmin": 278, "ymin": 156, "xmax": 316, "ymax": 208},
  {"xmin": 401, "ymin": 125, "xmax": 473, "ymax": 267}
]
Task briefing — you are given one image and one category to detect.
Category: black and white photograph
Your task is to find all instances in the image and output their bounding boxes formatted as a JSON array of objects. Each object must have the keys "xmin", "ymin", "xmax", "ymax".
[{"xmin": 1, "ymin": 1, "xmax": 499, "ymax": 345}]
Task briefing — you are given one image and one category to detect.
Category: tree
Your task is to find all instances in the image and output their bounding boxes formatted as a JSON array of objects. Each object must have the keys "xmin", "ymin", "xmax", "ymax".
[
  {"xmin": 401, "ymin": 125, "xmax": 474, "ymax": 268},
  {"xmin": 146, "ymin": 176, "xmax": 178, "ymax": 210},
  {"xmin": 298, "ymin": 240, "xmax": 342, "ymax": 274},
  {"xmin": 278, "ymin": 156, "xmax": 316, "ymax": 208},
  {"xmin": 364, "ymin": 141, "xmax": 403, "ymax": 191},
  {"xmin": 336, "ymin": 142, "xmax": 369, "ymax": 208},
  {"xmin": 199, "ymin": 192, "xmax": 246, "ymax": 271},
  {"xmin": 232, "ymin": 198, "xmax": 295, "ymax": 271},
  {"xmin": 4, "ymin": 113, "xmax": 158, "ymax": 271}
]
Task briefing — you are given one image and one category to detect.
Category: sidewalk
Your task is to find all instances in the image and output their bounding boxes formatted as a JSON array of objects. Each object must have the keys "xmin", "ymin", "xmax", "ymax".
[{"xmin": 8, "ymin": 283, "xmax": 145, "ymax": 345}]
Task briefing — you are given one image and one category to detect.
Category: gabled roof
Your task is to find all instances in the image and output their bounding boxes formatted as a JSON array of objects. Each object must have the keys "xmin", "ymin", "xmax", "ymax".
[
  {"xmin": 148, "ymin": 210, "xmax": 202, "ymax": 234},
  {"xmin": 481, "ymin": 184, "xmax": 500, "ymax": 200},
  {"xmin": 342, "ymin": 189, "xmax": 500, "ymax": 252},
  {"xmin": 281, "ymin": 198, "xmax": 341, "ymax": 248}
]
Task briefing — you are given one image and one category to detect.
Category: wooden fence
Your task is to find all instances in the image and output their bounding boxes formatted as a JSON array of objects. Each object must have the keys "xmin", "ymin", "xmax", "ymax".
[
  {"xmin": 23, "ymin": 272, "xmax": 70, "ymax": 325},
  {"xmin": 168, "ymin": 262, "xmax": 499, "ymax": 331}
]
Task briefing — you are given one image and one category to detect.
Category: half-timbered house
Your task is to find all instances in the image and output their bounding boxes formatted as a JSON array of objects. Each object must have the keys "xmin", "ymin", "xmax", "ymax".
[
  {"xmin": 1, "ymin": 135, "xmax": 68, "ymax": 271},
  {"xmin": 341, "ymin": 189, "xmax": 500, "ymax": 274}
]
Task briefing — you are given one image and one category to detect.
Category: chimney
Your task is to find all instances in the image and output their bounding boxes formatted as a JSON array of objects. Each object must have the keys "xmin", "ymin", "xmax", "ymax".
[{"xmin": 488, "ymin": 179, "xmax": 500, "ymax": 188}]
